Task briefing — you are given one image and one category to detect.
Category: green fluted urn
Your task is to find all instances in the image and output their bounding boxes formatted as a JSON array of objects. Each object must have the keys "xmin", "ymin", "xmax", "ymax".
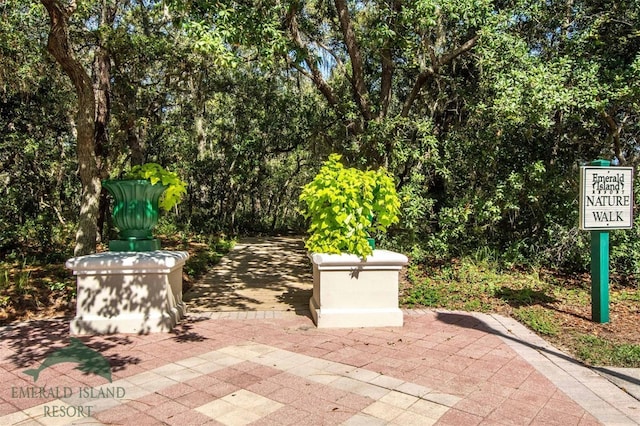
[{"xmin": 103, "ymin": 180, "xmax": 167, "ymax": 248}]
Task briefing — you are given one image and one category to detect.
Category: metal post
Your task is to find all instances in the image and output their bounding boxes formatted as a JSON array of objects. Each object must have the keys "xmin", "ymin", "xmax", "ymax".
[
  {"xmin": 589, "ymin": 159, "xmax": 611, "ymax": 323},
  {"xmin": 590, "ymin": 230, "xmax": 610, "ymax": 323}
]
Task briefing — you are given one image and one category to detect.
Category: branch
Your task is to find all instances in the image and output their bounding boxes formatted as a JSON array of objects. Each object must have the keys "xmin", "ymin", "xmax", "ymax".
[
  {"xmin": 380, "ymin": 46, "xmax": 393, "ymax": 118},
  {"xmin": 316, "ymin": 40, "xmax": 344, "ymax": 69},
  {"xmin": 380, "ymin": 0, "xmax": 402, "ymax": 119},
  {"xmin": 41, "ymin": 0, "xmax": 93, "ymax": 98},
  {"xmin": 438, "ymin": 34, "xmax": 480, "ymax": 68},
  {"xmin": 334, "ymin": 0, "xmax": 372, "ymax": 121},
  {"xmin": 401, "ymin": 70, "xmax": 433, "ymax": 117},
  {"xmin": 601, "ymin": 110, "xmax": 626, "ymax": 164},
  {"xmin": 286, "ymin": 4, "xmax": 340, "ymax": 109},
  {"xmin": 290, "ymin": 61, "xmax": 313, "ymax": 79},
  {"xmin": 401, "ymin": 34, "xmax": 479, "ymax": 117},
  {"xmin": 64, "ymin": 0, "xmax": 77, "ymax": 15}
]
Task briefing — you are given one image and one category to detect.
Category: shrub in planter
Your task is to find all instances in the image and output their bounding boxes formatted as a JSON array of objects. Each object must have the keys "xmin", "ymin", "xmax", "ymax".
[
  {"xmin": 299, "ymin": 154, "xmax": 400, "ymax": 258},
  {"xmin": 122, "ymin": 163, "xmax": 187, "ymax": 212}
]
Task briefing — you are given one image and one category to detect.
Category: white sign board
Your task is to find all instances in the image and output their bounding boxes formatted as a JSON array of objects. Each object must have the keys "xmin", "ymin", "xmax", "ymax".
[{"xmin": 580, "ymin": 166, "xmax": 634, "ymax": 230}]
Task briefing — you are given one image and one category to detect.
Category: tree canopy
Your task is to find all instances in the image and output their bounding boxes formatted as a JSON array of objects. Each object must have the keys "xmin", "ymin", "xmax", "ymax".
[{"xmin": 1, "ymin": 0, "xmax": 639, "ymax": 273}]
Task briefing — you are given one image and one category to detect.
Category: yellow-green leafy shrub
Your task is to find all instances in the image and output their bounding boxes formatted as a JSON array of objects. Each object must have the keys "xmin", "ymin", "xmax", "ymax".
[
  {"xmin": 125, "ymin": 163, "xmax": 187, "ymax": 211},
  {"xmin": 299, "ymin": 154, "xmax": 400, "ymax": 258}
]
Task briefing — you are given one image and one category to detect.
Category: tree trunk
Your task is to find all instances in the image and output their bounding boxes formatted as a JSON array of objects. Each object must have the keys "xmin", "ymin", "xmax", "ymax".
[
  {"xmin": 123, "ymin": 117, "xmax": 145, "ymax": 165},
  {"xmin": 93, "ymin": 1, "xmax": 115, "ymax": 242},
  {"xmin": 334, "ymin": 0, "xmax": 372, "ymax": 122},
  {"xmin": 93, "ymin": 50, "xmax": 110, "ymax": 175},
  {"xmin": 41, "ymin": 0, "xmax": 101, "ymax": 256}
]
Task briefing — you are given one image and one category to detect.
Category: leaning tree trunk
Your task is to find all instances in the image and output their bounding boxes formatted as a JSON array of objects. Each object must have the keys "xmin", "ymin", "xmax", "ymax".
[
  {"xmin": 41, "ymin": 0, "xmax": 101, "ymax": 256},
  {"xmin": 93, "ymin": 3, "xmax": 114, "ymax": 242}
]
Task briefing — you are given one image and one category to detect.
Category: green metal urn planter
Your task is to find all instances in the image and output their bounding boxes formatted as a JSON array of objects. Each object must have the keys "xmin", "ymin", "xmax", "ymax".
[{"xmin": 103, "ymin": 179, "xmax": 166, "ymax": 252}]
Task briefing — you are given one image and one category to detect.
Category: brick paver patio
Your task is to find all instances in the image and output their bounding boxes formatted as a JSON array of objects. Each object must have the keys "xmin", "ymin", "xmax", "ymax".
[
  {"xmin": 1, "ymin": 237, "xmax": 639, "ymax": 425},
  {"xmin": 2, "ymin": 309, "xmax": 640, "ymax": 425}
]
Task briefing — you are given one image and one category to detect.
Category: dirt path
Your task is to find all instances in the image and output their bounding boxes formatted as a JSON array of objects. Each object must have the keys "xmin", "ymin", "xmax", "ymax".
[{"xmin": 183, "ymin": 236, "xmax": 312, "ymax": 314}]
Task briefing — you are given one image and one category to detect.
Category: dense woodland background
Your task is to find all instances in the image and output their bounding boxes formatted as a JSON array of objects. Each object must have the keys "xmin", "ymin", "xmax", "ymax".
[{"xmin": 1, "ymin": 0, "xmax": 639, "ymax": 275}]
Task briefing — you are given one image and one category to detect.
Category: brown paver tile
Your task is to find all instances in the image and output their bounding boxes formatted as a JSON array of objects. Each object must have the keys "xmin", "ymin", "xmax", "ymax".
[
  {"xmin": 246, "ymin": 380, "xmax": 283, "ymax": 398},
  {"xmin": 0, "ymin": 401, "xmax": 17, "ymax": 416},
  {"xmin": 485, "ymin": 399, "xmax": 542, "ymax": 425},
  {"xmin": 126, "ymin": 392, "xmax": 171, "ymax": 412},
  {"xmin": 509, "ymin": 386, "xmax": 552, "ymax": 407},
  {"xmin": 258, "ymin": 405, "xmax": 316, "ymax": 425},
  {"xmin": 579, "ymin": 412, "xmax": 604, "ymax": 425},
  {"xmin": 531, "ymin": 406, "xmax": 583, "ymax": 426},
  {"xmin": 174, "ymin": 389, "xmax": 220, "ymax": 409},
  {"xmin": 146, "ymin": 400, "xmax": 190, "ymax": 422},
  {"xmin": 94, "ymin": 403, "xmax": 141, "ymax": 423},
  {"xmin": 435, "ymin": 408, "xmax": 483, "ymax": 425},
  {"xmin": 202, "ymin": 381, "xmax": 241, "ymax": 398},
  {"xmin": 488, "ymin": 368, "xmax": 532, "ymax": 388},
  {"xmin": 453, "ymin": 394, "xmax": 502, "ymax": 418},
  {"xmin": 472, "ymin": 381, "xmax": 517, "ymax": 399},
  {"xmin": 267, "ymin": 386, "xmax": 305, "ymax": 404},
  {"xmin": 544, "ymin": 391, "xmax": 590, "ymax": 417},
  {"xmin": 164, "ymin": 409, "xmax": 216, "ymax": 425},
  {"xmin": 156, "ymin": 382, "xmax": 198, "ymax": 399},
  {"xmin": 119, "ymin": 410, "xmax": 171, "ymax": 425}
]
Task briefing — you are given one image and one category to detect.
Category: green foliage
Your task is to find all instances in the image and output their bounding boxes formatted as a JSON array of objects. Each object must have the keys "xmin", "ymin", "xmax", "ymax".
[
  {"xmin": 0, "ymin": 268, "xmax": 8, "ymax": 289},
  {"xmin": 166, "ymin": 234, "xmax": 235, "ymax": 281},
  {"xmin": 513, "ymin": 306, "xmax": 559, "ymax": 336},
  {"xmin": 576, "ymin": 335, "xmax": 640, "ymax": 367},
  {"xmin": 15, "ymin": 258, "xmax": 31, "ymax": 295},
  {"xmin": 2, "ymin": 0, "xmax": 640, "ymax": 279},
  {"xmin": 47, "ymin": 281, "xmax": 67, "ymax": 292},
  {"xmin": 402, "ymin": 258, "xmax": 549, "ymax": 313},
  {"xmin": 124, "ymin": 163, "xmax": 187, "ymax": 211},
  {"xmin": 299, "ymin": 154, "xmax": 400, "ymax": 258}
]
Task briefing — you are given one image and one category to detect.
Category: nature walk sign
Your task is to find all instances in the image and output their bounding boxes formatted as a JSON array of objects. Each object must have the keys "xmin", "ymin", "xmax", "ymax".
[{"xmin": 579, "ymin": 160, "xmax": 634, "ymax": 323}]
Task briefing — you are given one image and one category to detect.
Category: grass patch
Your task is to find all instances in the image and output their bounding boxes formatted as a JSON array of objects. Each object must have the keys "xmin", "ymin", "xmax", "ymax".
[
  {"xmin": 613, "ymin": 290, "xmax": 640, "ymax": 303},
  {"xmin": 513, "ymin": 306, "xmax": 559, "ymax": 336},
  {"xmin": 402, "ymin": 259, "xmax": 548, "ymax": 313},
  {"xmin": 574, "ymin": 335, "xmax": 640, "ymax": 367}
]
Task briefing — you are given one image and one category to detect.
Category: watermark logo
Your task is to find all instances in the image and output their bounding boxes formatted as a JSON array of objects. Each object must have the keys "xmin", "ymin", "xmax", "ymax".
[
  {"xmin": 23, "ymin": 337, "xmax": 112, "ymax": 383},
  {"xmin": 12, "ymin": 338, "xmax": 124, "ymax": 419}
]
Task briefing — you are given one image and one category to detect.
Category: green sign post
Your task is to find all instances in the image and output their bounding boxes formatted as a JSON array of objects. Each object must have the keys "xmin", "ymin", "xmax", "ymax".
[
  {"xmin": 579, "ymin": 159, "xmax": 634, "ymax": 323},
  {"xmin": 590, "ymin": 159, "xmax": 611, "ymax": 323},
  {"xmin": 591, "ymin": 222, "xmax": 610, "ymax": 323}
]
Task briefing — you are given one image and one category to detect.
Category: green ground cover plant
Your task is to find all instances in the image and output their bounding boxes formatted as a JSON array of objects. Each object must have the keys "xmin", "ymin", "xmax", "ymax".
[
  {"xmin": 575, "ymin": 336, "xmax": 640, "ymax": 367},
  {"xmin": 402, "ymin": 259, "xmax": 640, "ymax": 367}
]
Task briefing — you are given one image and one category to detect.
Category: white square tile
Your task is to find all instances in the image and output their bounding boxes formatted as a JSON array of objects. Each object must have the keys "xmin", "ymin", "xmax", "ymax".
[
  {"xmin": 195, "ymin": 390, "xmax": 283, "ymax": 425},
  {"xmin": 195, "ymin": 399, "xmax": 236, "ymax": 418},
  {"xmin": 379, "ymin": 390, "xmax": 419, "ymax": 409},
  {"xmin": 390, "ymin": 410, "xmax": 438, "ymax": 425},
  {"xmin": 407, "ymin": 399, "xmax": 450, "ymax": 419},
  {"xmin": 362, "ymin": 401, "xmax": 403, "ymax": 421}
]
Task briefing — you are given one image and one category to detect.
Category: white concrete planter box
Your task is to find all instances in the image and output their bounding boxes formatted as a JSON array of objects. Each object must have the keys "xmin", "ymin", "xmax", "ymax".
[
  {"xmin": 309, "ymin": 250, "xmax": 408, "ymax": 328},
  {"xmin": 66, "ymin": 251, "xmax": 189, "ymax": 335}
]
